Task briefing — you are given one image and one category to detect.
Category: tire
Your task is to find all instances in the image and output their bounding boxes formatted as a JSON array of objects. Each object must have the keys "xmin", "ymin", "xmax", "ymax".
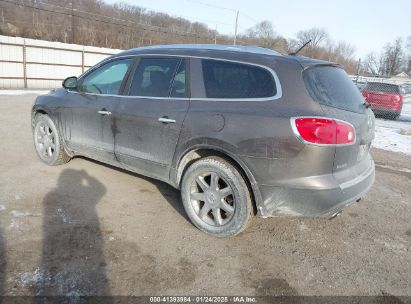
[
  {"xmin": 33, "ymin": 114, "xmax": 71, "ymax": 166},
  {"xmin": 180, "ymin": 156, "xmax": 253, "ymax": 237}
]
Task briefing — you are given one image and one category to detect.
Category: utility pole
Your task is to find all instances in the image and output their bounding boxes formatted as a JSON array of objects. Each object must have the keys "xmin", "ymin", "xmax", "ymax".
[
  {"xmin": 356, "ymin": 58, "xmax": 361, "ymax": 83},
  {"xmin": 233, "ymin": 10, "xmax": 239, "ymax": 45},
  {"xmin": 214, "ymin": 24, "xmax": 217, "ymax": 45}
]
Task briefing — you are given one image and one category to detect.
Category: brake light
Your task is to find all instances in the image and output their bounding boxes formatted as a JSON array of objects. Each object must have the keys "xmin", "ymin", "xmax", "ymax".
[
  {"xmin": 391, "ymin": 94, "xmax": 402, "ymax": 104},
  {"xmin": 291, "ymin": 117, "xmax": 355, "ymax": 145},
  {"xmin": 362, "ymin": 91, "xmax": 370, "ymax": 99}
]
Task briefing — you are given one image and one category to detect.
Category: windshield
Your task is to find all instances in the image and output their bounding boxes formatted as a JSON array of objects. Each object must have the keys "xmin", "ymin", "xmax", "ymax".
[{"xmin": 303, "ymin": 66, "xmax": 365, "ymax": 113}]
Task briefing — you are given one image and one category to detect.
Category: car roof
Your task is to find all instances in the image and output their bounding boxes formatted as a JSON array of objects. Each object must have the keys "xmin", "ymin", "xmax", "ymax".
[
  {"xmin": 119, "ymin": 44, "xmax": 282, "ymax": 56},
  {"xmin": 116, "ymin": 44, "xmax": 332, "ymax": 68}
]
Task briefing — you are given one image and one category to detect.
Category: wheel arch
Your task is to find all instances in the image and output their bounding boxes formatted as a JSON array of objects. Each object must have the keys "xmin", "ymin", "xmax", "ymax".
[
  {"xmin": 31, "ymin": 107, "xmax": 49, "ymax": 127},
  {"xmin": 174, "ymin": 145, "xmax": 262, "ymax": 215}
]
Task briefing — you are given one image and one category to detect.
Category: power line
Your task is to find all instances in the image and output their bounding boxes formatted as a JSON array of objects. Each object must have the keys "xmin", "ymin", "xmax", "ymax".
[
  {"xmin": 35, "ymin": 0, "xmax": 234, "ymax": 34},
  {"xmin": 185, "ymin": 0, "xmax": 237, "ymax": 12},
  {"xmin": 0, "ymin": 0, "xmax": 214, "ymax": 40},
  {"xmin": 239, "ymin": 12, "xmax": 260, "ymax": 24}
]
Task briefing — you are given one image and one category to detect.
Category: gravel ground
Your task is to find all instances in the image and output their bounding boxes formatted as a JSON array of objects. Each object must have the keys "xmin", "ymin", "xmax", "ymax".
[{"xmin": 0, "ymin": 94, "xmax": 410, "ymax": 299}]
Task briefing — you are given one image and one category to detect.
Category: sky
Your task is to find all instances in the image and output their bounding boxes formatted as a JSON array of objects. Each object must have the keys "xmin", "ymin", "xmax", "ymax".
[{"xmin": 104, "ymin": 0, "xmax": 410, "ymax": 59}]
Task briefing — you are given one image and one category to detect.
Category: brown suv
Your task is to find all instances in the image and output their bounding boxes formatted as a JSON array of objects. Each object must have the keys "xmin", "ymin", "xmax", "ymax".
[{"xmin": 32, "ymin": 44, "xmax": 375, "ymax": 237}]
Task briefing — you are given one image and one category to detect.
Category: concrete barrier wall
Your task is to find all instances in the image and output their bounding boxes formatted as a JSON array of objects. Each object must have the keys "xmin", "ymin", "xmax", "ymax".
[{"xmin": 0, "ymin": 35, "xmax": 122, "ymax": 89}]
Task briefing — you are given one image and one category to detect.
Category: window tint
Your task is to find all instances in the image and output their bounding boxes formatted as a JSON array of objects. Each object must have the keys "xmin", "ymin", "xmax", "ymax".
[
  {"xmin": 129, "ymin": 58, "xmax": 182, "ymax": 97},
  {"xmin": 79, "ymin": 59, "xmax": 132, "ymax": 95},
  {"xmin": 364, "ymin": 83, "xmax": 400, "ymax": 93},
  {"xmin": 303, "ymin": 66, "xmax": 364, "ymax": 113},
  {"xmin": 202, "ymin": 60, "xmax": 276, "ymax": 99}
]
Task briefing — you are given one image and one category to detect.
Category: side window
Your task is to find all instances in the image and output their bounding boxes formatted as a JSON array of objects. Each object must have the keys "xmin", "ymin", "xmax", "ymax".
[
  {"xmin": 202, "ymin": 60, "xmax": 276, "ymax": 99},
  {"xmin": 79, "ymin": 58, "xmax": 132, "ymax": 95},
  {"xmin": 129, "ymin": 58, "xmax": 183, "ymax": 97}
]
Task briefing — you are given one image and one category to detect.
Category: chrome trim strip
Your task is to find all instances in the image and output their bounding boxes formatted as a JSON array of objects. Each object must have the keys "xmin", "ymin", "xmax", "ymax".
[{"xmin": 69, "ymin": 54, "xmax": 283, "ymax": 102}]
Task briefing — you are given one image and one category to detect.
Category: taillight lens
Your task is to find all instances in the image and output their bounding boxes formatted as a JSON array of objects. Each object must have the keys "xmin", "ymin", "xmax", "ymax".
[
  {"xmin": 391, "ymin": 94, "xmax": 402, "ymax": 104},
  {"xmin": 291, "ymin": 117, "xmax": 355, "ymax": 145},
  {"xmin": 362, "ymin": 91, "xmax": 370, "ymax": 99}
]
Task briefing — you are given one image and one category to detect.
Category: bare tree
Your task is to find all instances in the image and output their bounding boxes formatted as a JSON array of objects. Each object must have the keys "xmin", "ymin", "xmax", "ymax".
[
  {"xmin": 383, "ymin": 38, "xmax": 403, "ymax": 76},
  {"xmin": 0, "ymin": 0, "xmax": 358, "ymax": 73},
  {"xmin": 245, "ymin": 21, "xmax": 277, "ymax": 48},
  {"xmin": 363, "ymin": 52, "xmax": 384, "ymax": 76},
  {"xmin": 296, "ymin": 27, "xmax": 329, "ymax": 48}
]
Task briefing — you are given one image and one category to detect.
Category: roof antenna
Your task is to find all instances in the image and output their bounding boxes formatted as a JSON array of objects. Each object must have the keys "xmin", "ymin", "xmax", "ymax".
[{"xmin": 289, "ymin": 39, "xmax": 312, "ymax": 56}]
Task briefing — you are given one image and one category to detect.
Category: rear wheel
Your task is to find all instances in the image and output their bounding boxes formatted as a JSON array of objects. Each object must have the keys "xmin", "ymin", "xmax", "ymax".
[
  {"xmin": 181, "ymin": 156, "xmax": 253, "ymax": 237},
  {"xmin": 33, "ymin": 114, "xmax": 70, "ymax": 165}
]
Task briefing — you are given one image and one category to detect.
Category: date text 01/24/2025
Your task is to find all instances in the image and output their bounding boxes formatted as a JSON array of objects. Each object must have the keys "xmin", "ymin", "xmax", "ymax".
[{"xmin": 149, "ymin": 296, "xmax": 257, "ymax": 303}]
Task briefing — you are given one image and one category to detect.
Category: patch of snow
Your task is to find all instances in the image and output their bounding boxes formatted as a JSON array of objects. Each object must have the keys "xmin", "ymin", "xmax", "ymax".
[
  {"xmin": 7, "ymin": 218, "xmax": 19, "ymax": 230},
  {"xmin": 18, "ymin": 267, "xmax": 44, "ymax": 287},
  {"xmin": 373, "ymin": 238, "xmax": 407, "ymax": 253},
  {"xmin": 298, "ymin": 222, "xmax": 310, "ymax": 232},
  {"xmin": 57, "ymin": 208, "xmax": 70, "ymax": 224},
  {"xmin": 399, "ymin": 102, "xmax": 411, "ymax": 122},
  {"xmin": 14, "ymin": 194, "xmax": 21, "ymax": 200},
  {"xmin": 11, "ymin": 210, "xmax": 31, "ymax": 217},
  {"xmin": 56, "ymin": 208, "xmax": 79, "ymax": 225},
  {"xmin": 0, "ymin": 205, "xmax": 6, "ymax": 211},
  {"xmin": 0, "ymin": 90, "xmax": 50, "ymax": 95},
  {"xmin": 373, "ymin": 116, "xmax": 411, "ymax": 155},
  {"xmin": 375, "ymin": 164, "xmax": 411, "ymax": 173}
]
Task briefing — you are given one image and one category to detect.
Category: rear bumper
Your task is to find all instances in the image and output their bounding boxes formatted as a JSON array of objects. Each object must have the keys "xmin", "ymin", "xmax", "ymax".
[
  {"xmin": 369, "ymin": 102, "xmax": 403, "ymax": 113},
  {"xmin": 256, "ymin": 159, "xmax": 375, "ymax": 218}
]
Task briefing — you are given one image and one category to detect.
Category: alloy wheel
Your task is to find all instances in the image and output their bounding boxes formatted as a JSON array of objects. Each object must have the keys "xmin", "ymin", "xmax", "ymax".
[
  {"xmin": 34, "ymin": 121, "xmax": 56, "ymax": 161},
  {"xmin": 189, "ymin": 172, "xmax": 236, "ymax": 227}
]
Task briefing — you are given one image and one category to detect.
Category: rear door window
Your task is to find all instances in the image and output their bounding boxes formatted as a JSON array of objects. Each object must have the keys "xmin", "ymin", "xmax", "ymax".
[
  {"xmin": 202, "ymin": 60, "xmax": 276, "ymax": 99},
  {"xmin": 129, "ymin": 57, "xmax": 184, "ymax": 97},
  {"xmin": 303, "ymin": 66, "xmax": 364, "ymax": 112}
]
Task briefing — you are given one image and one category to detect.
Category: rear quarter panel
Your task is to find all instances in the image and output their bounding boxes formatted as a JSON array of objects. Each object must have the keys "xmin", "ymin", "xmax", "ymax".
[{"xmin": 172, "ymin": 57, "xmax": 335, "ymax": 189}]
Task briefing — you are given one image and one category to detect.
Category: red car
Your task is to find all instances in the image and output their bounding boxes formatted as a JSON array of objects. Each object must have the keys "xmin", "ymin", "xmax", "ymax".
[{"xmin": 362, "ymin": 82, "xmax": 404, "ymax": 120}]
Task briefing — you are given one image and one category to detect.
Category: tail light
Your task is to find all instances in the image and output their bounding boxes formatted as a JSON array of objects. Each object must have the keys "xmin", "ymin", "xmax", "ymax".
[
  {"xmin": 290, "ymin": 117, "xmax": 356, "ymax": 145},
  {"xmin": 391, "ymin": 94, "xmax": 402, "ymax": 105}
]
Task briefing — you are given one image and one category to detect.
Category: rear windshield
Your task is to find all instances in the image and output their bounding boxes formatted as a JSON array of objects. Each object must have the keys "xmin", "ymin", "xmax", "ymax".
[
  {"xmin": 364, "ymin": 83, "xmax": 400, "ymax": 93},
  {"xmin": 303, "ymin": 66, "xmax": 364, "ymax": 112}
]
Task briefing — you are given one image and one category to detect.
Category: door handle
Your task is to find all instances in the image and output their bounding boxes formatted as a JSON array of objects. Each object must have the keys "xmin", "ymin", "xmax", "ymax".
[
  {"xmin": 98, "ymin": 110, "xmax": 112, "ymax": 116},
  {"xmin": 158, "ymin": 117, "xmax": 176, "ymax": 124}
]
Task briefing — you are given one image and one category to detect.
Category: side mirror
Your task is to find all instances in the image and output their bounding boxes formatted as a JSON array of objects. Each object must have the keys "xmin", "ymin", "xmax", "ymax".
[{"xmin": 62, "ymin": 76, "xmax": 78, "ymax": 90}]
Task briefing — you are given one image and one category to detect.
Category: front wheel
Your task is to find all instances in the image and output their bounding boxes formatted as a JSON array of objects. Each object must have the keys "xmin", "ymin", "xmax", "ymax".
[
  {"xmin": 33, "ymin": 114, "xmax": 71, "ymax": 165},
  {"xmin": 181, "ymin": 156, "xmax": 253, "ymax": 237}
]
